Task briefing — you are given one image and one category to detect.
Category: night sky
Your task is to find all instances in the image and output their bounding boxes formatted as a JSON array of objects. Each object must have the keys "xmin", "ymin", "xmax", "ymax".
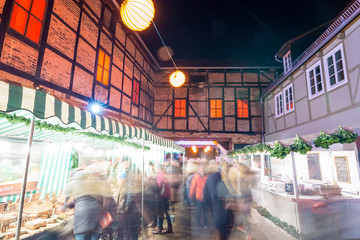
[{"xmin": 139, "ymin": 0, "xmax": 353, "ymax": 67}]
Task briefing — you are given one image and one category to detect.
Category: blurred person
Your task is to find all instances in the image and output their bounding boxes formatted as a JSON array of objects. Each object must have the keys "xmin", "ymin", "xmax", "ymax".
[
  {"xmin": 203, "ymin": 161, "xmax": 228, "ymax": 238},
  {"xmin": 144, "ymin": 161, "xmax": 159, "ymax": 228},
  {"xmin": 152, "ymin": 164, "xmax": 173, "ymax": 234},
  {"xmin": 62, "ymin": 167, "xmax": 113, "ymax": 240},
  {"xmin": 189, "ymin": 165, "xmax": 208, "ymax": 228},
  {"xmin": 184, "ymin": 160, "xmax": 199, "ymax": 207}
]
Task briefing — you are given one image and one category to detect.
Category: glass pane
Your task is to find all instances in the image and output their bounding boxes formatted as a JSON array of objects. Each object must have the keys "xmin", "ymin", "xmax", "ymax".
[
  {"xmin": 310, "ymin": 78, "xmax": 315, "ymax": 89},
  {"xmin": 31, "ymin": 0, "xmax": 46, "ymax": 20},
  {"xmin": 210, "ymin": 109, "xmax": 216, "ymax": 118},
  {"xmin": 10, "ymin": 4, "xmax": 28, "ymax": 35},
  {"xmin": 96, "ymin": 66, "xmax": 103, "ymax": 82},
  {"xmin": 25, "ymin": 16, "xmax": 42, "ymax": 43},
  {"xmin": 315, "ymin": 66, "xmax": 320, "ymax": 75},
  {"xmin": 174, "ymin": 109, "xmax": 180, "ymax": 117},
  {"xmin": 237, "ymin": 109, "xmax": 242, "ymax": 118},
  {"xmin": 216, "ymin": 109, "xmax": 222, "ymax": 117},
  {"xmin": 104, "ymin": 54, "xmax": 110, "ymax": 70},
  {"xmin": 327, "ymin": 56, "xmax": 333, "ymax": 66},
  {"xmin": 175, "ymin": 100, "xmax": 180, "ymax": 108},
  {"xmin": 337, "ymin": 70, "xmax": 345, "ymax": 82},
  {"xmin": 244, "ymin": 109, "xmax": 248, "ymax": 118},
  {"xmin": 335, "ymin": 50, "xmax": 342, "ymax": 61},
  {"xmin": 181, "ymin": 100, "xmax": 186, "ymax": 108},
  {"xmin": 309, "ymin": 70, "xmax": 314, "ymax": 79},
  {"xmin": 336, "ymin": 61, "xmax": 343, "ymax": 72},
  {"xmin": 316, "ymin": 75, "xmax": 322, "ymax": 92},
  {"xmin": 16, "ymin": 0, "xmax": 31, "ymax": 10},
  {"xmin": 98, "ymin": 50, "xmax": 104, "ymax": 67},
  {"xmin": 328, "ymin": 66, "xmax": 335, "ymax": 76},
  {"xmin": 210, "ymin": 100, "xmax": 215, "ymax": 108},
  {"xmin": 311, "ymin": 86, "xmax": 316, "ymax": 95},
  {"xmin": 180, "ymin": 109, "xmax": 186, "ymax": 117},
  {"xmin": 330, "ymin": 75, "xmax": 336, "ymax": 86},
  {"xmin": 102, "ymin": 70, "xmax": 109, "ymax": 85},
  {"xmin": 216, "ymin": 100, "xmax": 222, "ymax": 108}
]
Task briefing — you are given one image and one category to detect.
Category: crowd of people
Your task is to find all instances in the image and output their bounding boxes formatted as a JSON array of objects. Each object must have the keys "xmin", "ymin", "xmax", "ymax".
[
  {"xmin": 41, "ymin": 156, "xmax": 255, "ymax": 240},
  {"xmin": 185, "ymin": 159, "xmax": 256, "ymax": 240}
]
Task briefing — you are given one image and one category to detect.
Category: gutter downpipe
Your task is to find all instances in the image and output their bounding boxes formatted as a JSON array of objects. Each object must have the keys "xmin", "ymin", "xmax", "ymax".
[{"xmin": 260, "ymin": 98, "xmax": 265, "ymax": 143}]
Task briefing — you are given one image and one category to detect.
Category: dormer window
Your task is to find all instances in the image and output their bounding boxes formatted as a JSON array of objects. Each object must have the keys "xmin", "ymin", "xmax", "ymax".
[{"xmin": 283, "ymin": 51, "xmax": 292, "ymax": 73}]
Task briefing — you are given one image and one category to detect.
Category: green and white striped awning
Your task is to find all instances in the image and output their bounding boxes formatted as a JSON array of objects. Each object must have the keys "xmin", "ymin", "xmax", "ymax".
[{"xmin": 0, "ymin": 81, "xmax": 184, "ymax": 152}]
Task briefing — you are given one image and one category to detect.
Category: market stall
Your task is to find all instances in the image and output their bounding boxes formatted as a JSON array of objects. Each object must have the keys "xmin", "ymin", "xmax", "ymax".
[
  {"xmin": 231, "ymin": 132, "xmax": 360, "ymax": 239},
  {"xmin": 0, "ymin": 81, "xmax": 184, "ymax": 239}
]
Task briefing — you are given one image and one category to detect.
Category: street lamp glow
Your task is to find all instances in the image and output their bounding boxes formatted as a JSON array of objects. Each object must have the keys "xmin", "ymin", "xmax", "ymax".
[
  {"xmin": 204, "ymin": 146, "xmax": 211, "ymax": 153},
  {"xmin": 89, "ymin": 103, "xmax": 102, "ymax": 114},
  {"xmin": 191, "ymin": 145, "xmax": 197, "ymax": 153}
]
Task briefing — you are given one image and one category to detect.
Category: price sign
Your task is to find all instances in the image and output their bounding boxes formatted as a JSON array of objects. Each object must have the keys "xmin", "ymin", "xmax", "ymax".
[{"xmin": 335, "ymin": 156, "xmax": 351, "ymax": 183}]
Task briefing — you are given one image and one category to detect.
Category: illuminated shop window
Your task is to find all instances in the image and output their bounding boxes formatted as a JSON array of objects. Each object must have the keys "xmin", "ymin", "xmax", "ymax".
[
  {"xmin": 174, "ymin": 99, "xmax": 186, "ymax": 118},
  {"xmin": 96, "ymin": 49, "xmax": 111, "ymax": 85},
  {"xmin": 237, "ymin": 99, "xmax": 249, "ymax": 118},
  {"xmin": 132, "ymin": 80, "xmax": 140, "ymax": 105},
  {"xmin": 210, "ymin": 99, "xmax": 222, "ymax": 118},
  {"xmin": 10, "ymin": 0, "xmax": 47, "ymax": 43}
]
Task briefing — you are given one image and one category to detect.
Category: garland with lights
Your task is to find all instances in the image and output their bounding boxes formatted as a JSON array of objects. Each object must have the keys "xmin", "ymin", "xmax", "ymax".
[{"xmin": 0, "ymin": 112, "xmax": 149, "ymax": 150}]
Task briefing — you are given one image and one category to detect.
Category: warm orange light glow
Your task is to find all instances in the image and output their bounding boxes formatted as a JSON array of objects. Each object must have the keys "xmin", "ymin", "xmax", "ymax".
[
  {"xmin": 169, "ymin": 70, "xmax": 186, "ymax": 87},
  {"xmin": 191, "ymin": 146, "xmax": 197, "ymax": 153},
  {"xmin": 97, "ymin": 50, "xmax": 110, "ymax": 85},
  {"xmin": 204, "ymin": 146, "xmax": 211, "ymax": 153},
  {"xmin": 120, "ymin": 0, "xmax": 155, "ymax": 31}
]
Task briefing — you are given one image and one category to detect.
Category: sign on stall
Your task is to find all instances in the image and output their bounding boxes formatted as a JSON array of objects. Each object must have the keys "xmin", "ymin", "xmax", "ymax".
[
  {"xmin": 334, "ymin": 156, "xmax": 351, "ymax": 183},
  {"xmin": 0, "ymin": 181, "xmax": 38, "ymax": 197}
]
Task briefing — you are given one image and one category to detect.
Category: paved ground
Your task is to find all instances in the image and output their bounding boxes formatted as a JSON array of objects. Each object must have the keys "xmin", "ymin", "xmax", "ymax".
[{"xmin": 144, "ymin": 203, "xmax": 297, "ymax": 240}]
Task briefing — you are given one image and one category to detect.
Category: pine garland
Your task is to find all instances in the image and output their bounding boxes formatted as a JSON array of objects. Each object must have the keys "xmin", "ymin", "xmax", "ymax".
[
  {"xmin": 0, "ymin": 112, "xmax": 149, "ymax": 150},
  {"xmin": 270, "ymin": 141, "xmax": 290, "ymax": 159},
  {"xmin": 253, "ymin": 203, "xmax": 306, "ymax": 239}
]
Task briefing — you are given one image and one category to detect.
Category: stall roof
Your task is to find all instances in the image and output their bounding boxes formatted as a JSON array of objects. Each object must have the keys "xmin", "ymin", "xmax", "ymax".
[{"xmin": 0, "ymin": 81, "xmax": 184, "ymax": 152}]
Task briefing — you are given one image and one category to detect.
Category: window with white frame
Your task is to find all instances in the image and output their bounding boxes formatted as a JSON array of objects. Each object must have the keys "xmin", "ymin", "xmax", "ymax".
[
  {"xmin": 306, "ymin": 60, "xmax": 324, "ymax": 99},
  {"xmin": 324, "ymin": 44, "xmax": 347, "ymax": 90},
  {"xmin": 283, "ymin": 51, "xmax": 292, "ymax": 73},
  {"xmin": 283, "ymin": 84, "xmax": 294, "ymax": 113},
  {"xmin": 275, "ymin": 92, "xmax": 283, "ymax": 118}
]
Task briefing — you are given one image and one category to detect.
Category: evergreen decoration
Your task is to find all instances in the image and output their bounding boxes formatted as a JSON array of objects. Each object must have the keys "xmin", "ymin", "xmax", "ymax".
[
  {"xmin": 70, "ymin": 151, "xmax": 79, "ymax": 169},
  {"xmin": 332, "ymin": 126, "xmax": 358, "ymax": 144},
  {"xmin": 227, "ymin": 143, "xmax": 272, "ymax": 156},
  {"xmin": 270, "ymin": 141, "xmax": 290, "ymax": 159},
  {"xmin": 0, "ymin": 112, "xmax": 150, "ymax": 150},
  {"xmin": 253, "ymin": 203, "xmax": 306, "ymax": 239},
  {"xmin": 290, "ymin": 135, "xmax": 312, "ymax": 155},
  {"xmin": 313, "ymin": 131, "xmax": 337, "ymax": 149}
]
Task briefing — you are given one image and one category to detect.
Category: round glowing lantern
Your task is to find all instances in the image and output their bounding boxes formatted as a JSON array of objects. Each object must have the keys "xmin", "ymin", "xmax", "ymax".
[
  {"xmin": 169, "ymin": 70, "xmax": 186, "ymax": 87},
  {"xmin": 120, "ymin": 0, "xmax": 155, "ymax": 31}
]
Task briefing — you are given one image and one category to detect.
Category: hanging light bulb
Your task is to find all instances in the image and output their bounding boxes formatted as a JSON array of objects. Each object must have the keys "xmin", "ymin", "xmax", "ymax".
[
  {"xmin": 191, "ymin": 146, "xmax": 197, "ymax": 153},
  {"xmin": 169, "ymin": 70, "xmax": 186, "ymax": 87},
  {"xmin": 120, "ymin": 0, "xmax": 155, "ymax": 31},
  {"xmin": 204, "ymin": 146, "xmax": 211, "ymax": 153}
]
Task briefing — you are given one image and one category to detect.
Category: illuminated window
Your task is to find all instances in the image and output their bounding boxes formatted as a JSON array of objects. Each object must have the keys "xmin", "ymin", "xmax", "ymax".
[
  {"xmin": 210, "ymin": 99, "xmax": 222, "ymax": 118},
  {"xmin": 174, "ymin": 99, "xmax": 186, "ymax": 118},
  {"xmin": 237, "ymin": 99, "xmax": 249, "ymax": 118},
  {"xmin": 283, "ymin": 84, "xmax": 294, "ymax": 113},
  {"xmin": 132, "ymin": 80, "xmax": 140, "ymax": 105},
  {"xmin": 10, "ymin": 0, "xmax": 47, "ymax": 43},
  {"xmin": 96, "ymin": 49, "xmax": 111, "ymax": 85}
]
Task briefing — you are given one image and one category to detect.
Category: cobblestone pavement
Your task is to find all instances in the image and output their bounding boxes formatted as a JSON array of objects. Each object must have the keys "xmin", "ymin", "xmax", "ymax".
[{"xmin": 144, "ymin": 204, "xmax": 296, "ymax": 240}]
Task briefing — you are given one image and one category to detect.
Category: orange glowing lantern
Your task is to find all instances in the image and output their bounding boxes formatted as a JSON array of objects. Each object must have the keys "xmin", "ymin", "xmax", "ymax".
[
  {"xmin": 169, "ymin": 70, "xmax": 186, "ymax": 87},
  {"xmin": 204, "ymin": 146, "xmax": 211, "ymax": 153},
  {"xmin": 120, "ymin": 0, "xmax": 155, "ymax": 31},
  {"xmin": 191, "ymin": 146, "xmax": 197, "ymax": 153}
]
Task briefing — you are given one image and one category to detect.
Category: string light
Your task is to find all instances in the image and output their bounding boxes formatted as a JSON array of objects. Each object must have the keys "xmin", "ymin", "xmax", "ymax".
[
  {"xmin": 120, "ymin": 0, "xmax": 155, "ymax": 31},
  {"xmin": 169, "ymin": 70, "xmax": 186, "ymax": 87},
  {"xmin": 191, "ymin": 146, "xmax": 197, "ymax": 153},
  {"xmin": 204, "ymin": 146, "xmax": 211, "ymax": 153}
]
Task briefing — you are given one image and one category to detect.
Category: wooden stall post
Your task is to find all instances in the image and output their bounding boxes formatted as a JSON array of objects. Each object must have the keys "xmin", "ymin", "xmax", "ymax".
[
  {"xmin": 15, "ymin": 116, "xmax": 35, "ymax": 240},
  {"xmin": 290, "ymin": 151, "xmax": 299, "ymax": 200}
]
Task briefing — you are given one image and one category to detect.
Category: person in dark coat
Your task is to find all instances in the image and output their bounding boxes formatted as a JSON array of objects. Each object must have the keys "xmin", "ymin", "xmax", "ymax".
[{"xmin": 62, "ymin": 168, "xmax": 113, "ymax": 240}]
